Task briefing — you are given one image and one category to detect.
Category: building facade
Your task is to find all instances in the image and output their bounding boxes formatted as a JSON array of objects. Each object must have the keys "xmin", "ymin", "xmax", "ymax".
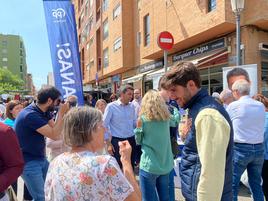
[
  {"xmin": 0, "ymin": 34, "xmax": 27, "ymax": 83},
  {"xmin": 47, "ymin": 72, "xmax": 55, "ymax": 86},
  {"xmin": 26, "ymin": 73, "xmax": 36, "ymax": 95},
  {"xmin": 73, "ymin": 0, "xmax": 136, "ymax": 93},
  {"xmin": 74, "ymin": 0, "xmax": 268, "ymax": 96}
]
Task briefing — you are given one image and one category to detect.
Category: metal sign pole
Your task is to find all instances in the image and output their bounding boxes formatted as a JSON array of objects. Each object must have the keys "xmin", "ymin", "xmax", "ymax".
[{"xmin": 164, "ymin": 50, "xmax": 168, "ymax": 72}]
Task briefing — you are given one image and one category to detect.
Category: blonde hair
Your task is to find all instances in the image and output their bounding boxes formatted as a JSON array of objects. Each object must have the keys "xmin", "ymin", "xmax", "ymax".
[
  {"xmin": 95, "ymin": 99, "xmax": 107, "ymax": 108},
  {"xmin": 140, "ymin": 90, "xmax": 170, "ymax": 121}
]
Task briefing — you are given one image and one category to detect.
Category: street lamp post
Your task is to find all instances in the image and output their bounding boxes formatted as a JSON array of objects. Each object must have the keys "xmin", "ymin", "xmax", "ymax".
[{"xmin": 231, "ymin": 0, "xmax": 245, "ymax": 66}]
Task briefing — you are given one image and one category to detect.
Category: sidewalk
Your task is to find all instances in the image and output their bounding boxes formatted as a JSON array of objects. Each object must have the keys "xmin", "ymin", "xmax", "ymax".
[
  {"xmin": 174, "ymin": 184, "xmax": 252, "ymax": 201},
  {"xmin": 17, "ymin": 177, "xmax": 252, "ymax": 201}
]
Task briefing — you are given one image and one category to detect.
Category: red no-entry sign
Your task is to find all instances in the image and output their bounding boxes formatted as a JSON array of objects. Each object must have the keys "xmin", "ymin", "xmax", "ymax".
[{"xmin": 157, "ymin": 31, "xmax": 174, "ymax": 50}]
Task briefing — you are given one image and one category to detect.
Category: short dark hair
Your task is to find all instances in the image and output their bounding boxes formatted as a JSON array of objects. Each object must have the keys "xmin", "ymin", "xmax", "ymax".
[
  {"xmin": 162, "ymin": 61, "xmax": 201, "ymax": 89},
  {"xmin": 227, "ymin": 68, "xmax": 250, "ymax": 83},
  {"xmin": 6, "ymin": 100, "xmax": 21, "ymax": 120},
  {"xmin": 37, "ymin": 86, "xmax": 61, "ymax": 104},
  {"xmin": 118, "ymin": 85, "xmax": 134, "ymax": 95}
]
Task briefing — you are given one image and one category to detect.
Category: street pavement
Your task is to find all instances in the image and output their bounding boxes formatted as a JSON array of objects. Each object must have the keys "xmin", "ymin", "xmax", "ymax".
[
  {"xmin": 17, "ymin": 177, "xmax": 252, "ymax": 201},
  {"xmin": 174, "ymin": 184, "xmax": 252, "ymax": 201}
]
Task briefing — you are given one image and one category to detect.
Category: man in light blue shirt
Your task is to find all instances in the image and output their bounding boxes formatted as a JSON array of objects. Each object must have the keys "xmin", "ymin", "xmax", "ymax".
[
  {"xmin": 132, "ymin": 89, "xmax": 142, "ymax": 117},
  {"xmin": 226, "ymin": 77, "xmax": 265, "ymax": 201},
  {"xmin": 104, "ymin": 85, "xmax": 136, "ymax": 168}
]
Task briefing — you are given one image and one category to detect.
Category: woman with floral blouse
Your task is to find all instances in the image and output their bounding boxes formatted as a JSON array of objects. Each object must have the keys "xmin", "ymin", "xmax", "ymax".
[{"xmin": 45, "ymin": 107, "xmax": 141, "ymax": 201}]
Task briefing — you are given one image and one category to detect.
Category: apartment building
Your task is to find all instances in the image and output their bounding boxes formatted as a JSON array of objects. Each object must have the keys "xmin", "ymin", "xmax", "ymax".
[
  {"xmin": 0, "ymin": 34, "xmax": 27, "ymax": 82},
  {"xmin": 73, "ymin": 0, "xmax": 136, "ymax": 93},
  {"xmin": 74, "ymin": 0, "xmax": 268, "ymax": 96}
]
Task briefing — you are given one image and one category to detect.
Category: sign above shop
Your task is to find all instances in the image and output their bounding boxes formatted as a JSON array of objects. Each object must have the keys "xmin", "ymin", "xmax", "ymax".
[
  {"xmin": 112, "ymin": 75, "xmax": 120, "ymax": 82},
  {"xmin": 173, "ymin": 38, "xmax": 226, "ymax": 62},
  {"xmin": 157, "ymin": 31, "xmax": 174, "ymax": 50},
  {"xmin": 139, "ymin": 60, "xmax": 163, "ymax": 73}
]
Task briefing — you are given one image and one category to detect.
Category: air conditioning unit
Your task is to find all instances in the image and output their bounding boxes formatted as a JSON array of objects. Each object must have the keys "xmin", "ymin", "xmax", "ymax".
[{"xmin": 259, "ymin": 43, "xmax": 268, "ymax": 51}]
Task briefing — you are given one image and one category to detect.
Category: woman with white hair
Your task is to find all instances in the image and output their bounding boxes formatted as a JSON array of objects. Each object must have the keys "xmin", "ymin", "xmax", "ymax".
[
  {"xmin": 220, "ymin": 89, "xmax": 234, "ymax": 108},
  {"xmin": 45, "ymin": 107, "xmax": 141, "ymax": 201}
]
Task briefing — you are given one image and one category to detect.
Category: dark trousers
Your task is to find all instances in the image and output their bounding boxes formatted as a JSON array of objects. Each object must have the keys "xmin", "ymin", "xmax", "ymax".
[
  {"xmin": 262, "ymin": 160, "xmax": 268, "ymax": 201},
  {"xmin": 111, "ymin": 136, "xmax": 136, "ymax": 169},
  {"xmin": 135, "ymin": 145, "xmax": 142, "ymax": 165},
  {"xmin": 12, "ymin": 180, "xmax": 32, "ymax": 200}
]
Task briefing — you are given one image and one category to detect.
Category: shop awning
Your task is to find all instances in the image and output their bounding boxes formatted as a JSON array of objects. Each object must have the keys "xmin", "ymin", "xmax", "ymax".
[
  {"xmin": 145, "ymin": 68, "xmax": 167, "ymax": 80},
  {"xmin": 145, "ymin": 50, "xmax": 228, "ymax": 81},
  {"xmin": 197, "ymin": 50, "xmax": 228, "ymax": 67},
  {"xmin": 122, "ymin": 70, "xmax": 155, "ymax": 84}
]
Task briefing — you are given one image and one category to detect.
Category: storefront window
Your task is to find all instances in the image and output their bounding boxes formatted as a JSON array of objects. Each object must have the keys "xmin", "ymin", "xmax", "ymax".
[
  {"xmin": 144, "ymin": 80, "xmax": 153, "ymax": 93},
  {"xmin": 199, "ymin": 65, "xmax": 223, "ymax": 95},
  {"xmin": 261, "ymin": 62, "xmax": 268, "ymax": 97}
]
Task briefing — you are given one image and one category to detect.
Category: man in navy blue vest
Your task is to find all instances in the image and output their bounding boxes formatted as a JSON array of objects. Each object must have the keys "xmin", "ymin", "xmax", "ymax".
[{"xmin": 162, "ymin": 61, "xmax": 233, "ymax": 201}]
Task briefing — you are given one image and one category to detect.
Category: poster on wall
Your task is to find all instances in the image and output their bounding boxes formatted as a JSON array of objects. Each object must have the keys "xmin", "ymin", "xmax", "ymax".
[{"xmin": 222, "ymin": 64, "xmax": 258, "ymax": 97}]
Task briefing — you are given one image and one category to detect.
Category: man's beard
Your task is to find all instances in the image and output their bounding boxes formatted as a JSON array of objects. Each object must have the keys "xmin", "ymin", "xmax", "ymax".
[{"xmin": 47, "ymin": 104, "xmax": 55, "ymax": 112}]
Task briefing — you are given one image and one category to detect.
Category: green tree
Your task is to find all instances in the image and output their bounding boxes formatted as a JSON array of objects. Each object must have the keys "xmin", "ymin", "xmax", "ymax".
[{"xmin": 0, "ymin": 68, "xmax": 25, "ymax": 94}]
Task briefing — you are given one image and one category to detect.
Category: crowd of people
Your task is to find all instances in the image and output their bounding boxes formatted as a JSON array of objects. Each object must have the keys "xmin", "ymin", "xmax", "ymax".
[{"xmin": 0, "ymin": 61, "xmax": 267, "ymax": 201}]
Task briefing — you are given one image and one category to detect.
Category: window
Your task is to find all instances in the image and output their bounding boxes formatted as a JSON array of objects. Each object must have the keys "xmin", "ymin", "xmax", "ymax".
[
  {"xmin": 103, "ymin": 48, "xmax": 109, "ymax": 68},
  {"xmin": 103, "ymin": 0, "xmax": 108, "ymax": 12},
  {"xmin": 2, "ymin": 58, "xmax": 8, "ymax": 62},
  {"xmin": 103, "ymin": 19, "xmax": 109, "ymax": 40},
  {"xmin": 113, "ymin": 4, "xmax": 121, "ymax": 19},
  {"xmin": 90, "ymin": 60, "xmax": 94, "ymax": 69},
  {"xmin": 90, "ymin": 0, "xmax": 93, "ymax": 7},
  {"xmin": 208, "ymin": 0, "xmax": 216, "ymax": 12},
  {"xmin": 2, "ymin": 40, "xmax": 7, "ymax": 47},
  {"xmin": 20, "ymin": 42, "xmax": 23, "ymax": 48},
  {"xmin": 81, "ymin": 26, "xmax": 88, "ymax": 43},
  {"xmin": 200, "ymin": 66, "xmax": 223, "ymax": 95},
  {"xmin": 86, "ymin": 63, "xmax": 90, "ymax": 71},
  {"xmin": 3, "ymin": 66, "xmax": 7, "ymax": 69},
  {"xmin": 20, "ymin": 65, "xmax": 23, "ymax": 72},
  {"xmin": 88, "ymin": 16, "xmax": 93, "ymax": 33},
  {"xmin": 20, "ymin": 57, "xmax": 23, "ymax": 64},
  {"xmin": 87, "ymin": 38, "xmax": 93, "ymax": 54},
  {"xmin": 87, "ymin": 38, "xmax": 94, "ymax": 50},
  {"xmin": 113, "ymin": 37, "xmax": 122, "ymax": 51},
  {"xmin": 2, "ymin": 49, "xmax": 7, "ymax": 54},
  {"xmin": 144, "ymin": 14, "xmax": 150, "ymax": 46},
  {"xmin": 137, "ymin": 32, "xmax": 141, "ymax": 47},
  {"xmin": 85, "ymin": 1, "xmax": 89, "ymax": 16},
  {"xmin": 80, "ymin": 9, "xmax": 85, "ymax": 24},
  {"xmin": 261, "ymin": 62, "xmax": 268, "ymax": 97}
]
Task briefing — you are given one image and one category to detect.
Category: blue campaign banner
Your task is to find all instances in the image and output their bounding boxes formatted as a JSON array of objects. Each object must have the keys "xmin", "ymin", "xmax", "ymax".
[{"xmin": 43, "ymin": 0, "xmax": 84, "ymax": 105}]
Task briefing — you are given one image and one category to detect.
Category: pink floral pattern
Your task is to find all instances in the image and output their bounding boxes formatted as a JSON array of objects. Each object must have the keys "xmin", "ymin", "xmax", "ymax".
[{"xmin": 45, "ymin": 151, "xmax": 133, "ymax": 201}]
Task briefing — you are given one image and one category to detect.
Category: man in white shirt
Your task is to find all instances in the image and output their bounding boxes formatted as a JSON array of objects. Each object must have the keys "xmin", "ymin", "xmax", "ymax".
[
  {"xmin": 227, "ymin": 79, "xmax": 265, "ymax": 201},
  {"xmin": 132, "ymin": 89, "xmax": 141, "ymax": 117}
]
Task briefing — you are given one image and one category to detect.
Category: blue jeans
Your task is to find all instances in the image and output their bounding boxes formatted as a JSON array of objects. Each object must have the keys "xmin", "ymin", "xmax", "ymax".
[
  {"xmin": 22, "ymin": 159, "xmax": 49, "ymax": 201},
  {"xmin": 139, "ymin": 169, "xmax": 169, "ymax": 201},
  {"xmin": 233, "ymin": 143, "xmax": 264, "ymax": 201},
  {"xmin": 169, "ymin": 169, "xmax": 175, "ymax": 201}
]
